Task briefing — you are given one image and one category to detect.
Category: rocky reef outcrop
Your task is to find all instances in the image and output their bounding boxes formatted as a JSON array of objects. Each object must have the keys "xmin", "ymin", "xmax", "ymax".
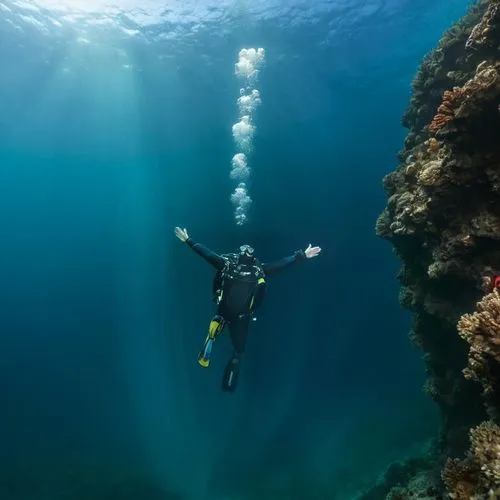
[{"xmin": 365, "ymin": 0, "xmax": 500, "ymax": 497}]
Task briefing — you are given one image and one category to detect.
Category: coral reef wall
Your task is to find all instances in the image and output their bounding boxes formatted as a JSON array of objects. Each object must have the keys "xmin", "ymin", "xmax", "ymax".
[{"xmin": 371, "ymin": 0, "xmax": 500, "ymax": 497}]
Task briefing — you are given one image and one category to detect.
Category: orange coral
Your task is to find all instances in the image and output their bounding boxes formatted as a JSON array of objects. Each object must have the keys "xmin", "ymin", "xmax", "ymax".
[
  {"xmin": 428, "ymin": 88, "xmax": 461, "ymax": 134},
  {"xmin": 428, "ymin": 63, "xmax": 500, "ymax": 136}
]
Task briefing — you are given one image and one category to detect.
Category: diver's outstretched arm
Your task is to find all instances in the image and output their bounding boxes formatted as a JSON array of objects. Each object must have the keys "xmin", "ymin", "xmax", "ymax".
[
  {"xmin": 262, "ymin": 243, "xmax": 321, "ymax": 276},
  {"xmin": 262, "ymin": 244, "xmax": 321, "ymax": 276},
  {"xmin": 174, "ymin": 226, "xmax": 226, "ymax": 270},
  {"xmin": 262, "ymin": 250, "xmax": 306, "ymax": 276}
]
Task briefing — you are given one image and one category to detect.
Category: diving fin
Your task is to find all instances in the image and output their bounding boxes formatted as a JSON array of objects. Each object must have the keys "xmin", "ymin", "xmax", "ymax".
[
  {"xmin": 197, "ymin": 335, "xmax": 214, "ymax": 367},
  {"xmin": 197, "ymin": 315, "xmax": 224, "ymax": 368},
  {"xmin": 222, "ymin": 356, "xmax": 240, "ymax": 392}
]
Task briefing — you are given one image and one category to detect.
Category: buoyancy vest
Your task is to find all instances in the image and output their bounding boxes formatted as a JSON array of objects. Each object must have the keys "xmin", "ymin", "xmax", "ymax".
[{"xmin": 212, "ymin": 253, "xmax": 266, "ymax": 312}]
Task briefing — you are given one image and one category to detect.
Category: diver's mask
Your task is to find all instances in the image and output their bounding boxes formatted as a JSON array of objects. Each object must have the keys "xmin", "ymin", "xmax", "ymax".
[{"xmin": 238, "ymin": 244, "xmax": 255, "ymax": 265}]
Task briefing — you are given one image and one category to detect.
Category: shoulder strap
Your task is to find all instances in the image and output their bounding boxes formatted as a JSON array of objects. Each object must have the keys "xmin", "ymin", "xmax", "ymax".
[
  {"xmin": 218, "ymin": 254, "xmax": 265, "ymax": 280},
  {"xmin": 252, "ymin": 258, "xmax": 265, "ymax": 278},
  {"xmin": 219, "ymin": 253, "xmax": 238, "ymax": 275}
]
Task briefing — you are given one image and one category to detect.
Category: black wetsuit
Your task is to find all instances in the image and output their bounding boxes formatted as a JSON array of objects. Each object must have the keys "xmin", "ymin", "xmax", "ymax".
[{"xmin": 186, "ymin": 238, "xmax": 306, "ymax": 356}]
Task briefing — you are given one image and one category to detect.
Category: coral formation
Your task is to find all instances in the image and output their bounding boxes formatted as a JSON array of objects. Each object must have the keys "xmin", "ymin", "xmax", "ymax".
[
  {"xmin": 428, "ymin": 61, "xmax": 500, "ymax": 139},
  {"xmin": 466, "ymin": 0, "xmax": 500, "ymax": 50},
  {"xmin": 458, "ymin": 288, "xmax": 500, "ymax": 413},
  {"xmin": 399, "ymin": 0, "xmax": 489, "ymax": 156},
  {"xmin": 442, "ymin": 421, "xmax": 500, "ymax": 498},
  {"xmin": 370, "ymin": 0, "xmax": 500, "ymax": 497}
]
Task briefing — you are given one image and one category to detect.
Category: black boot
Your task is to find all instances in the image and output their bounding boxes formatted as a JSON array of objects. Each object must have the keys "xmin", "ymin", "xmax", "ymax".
[{"xmin": 222, "ymin": 354, "xmax": 241, "ymax": 392}]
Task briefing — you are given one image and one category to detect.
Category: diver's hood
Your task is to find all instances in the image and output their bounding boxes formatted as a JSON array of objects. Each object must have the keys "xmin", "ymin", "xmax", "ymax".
[
  {"xmin": 238, "ymin": 253, "xmax": 255, "ymax": 265},
  {"xmin": 238, "ymin": 244, "xmax": 255, "ymax": 265}
]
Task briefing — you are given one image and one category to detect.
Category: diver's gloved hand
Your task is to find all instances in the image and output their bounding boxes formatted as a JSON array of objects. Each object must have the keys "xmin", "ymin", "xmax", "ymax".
[
  {"xmin": 174, "ymin": 226, "xmax": 189, "ymax": 242},
  {"xmin": 304, "ymin": 243, "xmax": 321, "ymax": 259}
]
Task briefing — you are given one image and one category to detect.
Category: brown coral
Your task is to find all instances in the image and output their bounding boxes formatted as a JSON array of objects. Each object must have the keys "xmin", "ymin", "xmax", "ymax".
[
  {"xmin": 465, "ymin": 0, "xmax": 500, "ymax": 50},
  {"xmin": 470, "ymin": 421, "xmax": 500, "ymax": 485},
  {"xmin": 470, "ymin": 211, "xmax": 500, "ymax": 239},
  {"xmin": 425, "ymin": 137, "xmax": 441, "ymax": 154},
  {"xmin": 457, "ymin": 287, "xmax": 500, "ymax": 416},
  {"xmin": 442, "ymin": 456, "xmax": 479, "ymax": 499},
  {"xmin": 457, "ymin": 288, "xmax": 500, "ymax": 384},
  {"xmin": 428, "ymin": 61, "xmax": 500, "ymax": 137},
  {"xmin": 417, "ymin": 159, "xmax": 447, "ymax": 187},
  {"xmin": 442, "ymin": 421, "xmax": 500, "ymax": 497}
]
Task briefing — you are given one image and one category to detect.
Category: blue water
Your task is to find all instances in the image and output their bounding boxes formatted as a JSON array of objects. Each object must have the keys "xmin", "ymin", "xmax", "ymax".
[{"xmin": 0, "ymin": 0, "xmax": 472, "ymax": 498}]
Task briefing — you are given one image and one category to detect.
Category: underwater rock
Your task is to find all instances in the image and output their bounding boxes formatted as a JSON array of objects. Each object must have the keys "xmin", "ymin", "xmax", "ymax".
[
  {"xmin": 357, "ymin": 455, "xmax": 442, "ymax": 500},
  {"xmin": 372, "ymin": 0, "xmax": 500, "ymax": 497}
]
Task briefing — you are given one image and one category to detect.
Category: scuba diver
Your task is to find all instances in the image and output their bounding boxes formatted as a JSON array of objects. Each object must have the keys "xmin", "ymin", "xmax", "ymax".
[{"xmin": 174, "ymin": 226, "xmax": 321, "ymax": 392}]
